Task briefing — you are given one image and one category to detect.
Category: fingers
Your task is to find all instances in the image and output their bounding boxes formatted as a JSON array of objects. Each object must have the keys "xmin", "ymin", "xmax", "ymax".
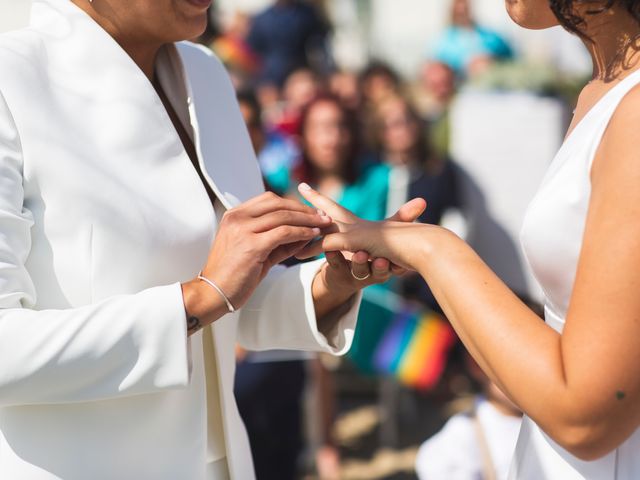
[
  {"xmin": 316, "ymin": 232, "xmax": 351, "ymax": 253},
  {"xmin": 252, "ymin": 210, "xmax": 332, "ymax": 233},
  {"xmin": 294, "ymin": 223, "xmax": 341, "ymax": 260},
  {"xmin": 295, "ymin": 239, "xmax": 324, "ymax": 260},
  {"xmin": 298, "ymin": 183, "xmax": 356, "ymax": 222},
  {"xmin": 391, "ymin": 263, "xmax": 408, "ymax": 276},
  {"xmin": 350, "ymin": 251, "xmax": 371, "ymax": 280},
  {"xmin": 325, "ymin": 250, "xmax": 349, "ymax": 270},
  {"xmin": 387, "ymin": 197, "xmax": 427, "ymax": 223},
  {"xmin": 242, "ymin": 191, "xmax": 319, "ymax": 217},
  {"xmin": 268, "ymin": 240, "xmax": 309, "ymax": 266},
  {"xmin": 261, "ymin": 225, "xmax": 321, "ymax": 251},
  {"xmin": 371, "ymin": 257, "xmax": 392, "ymax": 283}
]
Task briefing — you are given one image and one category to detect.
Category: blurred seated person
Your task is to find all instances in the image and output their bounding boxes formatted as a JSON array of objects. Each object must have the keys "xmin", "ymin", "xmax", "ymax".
[
  {"xmin": 237, "ymin": 91, "xmax": 300, "ymax": 196},
  {"xmin": 275, "ymin": 68, "xmax": 323, "ymax": 136},
  {"xmin": 359, "ymin": 61, "xmax": 403, "ymax": 151},
  {"xmin": 282, "ymin": 93, "xmax": 388, "ymax": 219},
  {"xmin": 359, "ymin": 61, "xmax": 402, "ymax": 108},
  {"xmin": 256, "ymin": 68, "xmax": 323, "ymax": 137},
  {"xmin": 416, "ymin": 61, "xmax": 457, "ymax": 120},
  {"xmin": 414, "ymin": 297, "xmax": 542, "ymax": 479},
  {"xmin": 415, "ymin": 352, "xmax": 523, "ymax": 480},
  {"xmin": 432, "ymin": 0, "xmax": 513, "ymax": 77}
]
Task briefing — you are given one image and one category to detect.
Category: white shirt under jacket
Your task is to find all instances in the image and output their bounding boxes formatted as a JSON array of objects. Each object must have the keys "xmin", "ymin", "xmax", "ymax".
[{"xmin": 0, "ymin": 1, "xmax": 360, "ymax": 479}]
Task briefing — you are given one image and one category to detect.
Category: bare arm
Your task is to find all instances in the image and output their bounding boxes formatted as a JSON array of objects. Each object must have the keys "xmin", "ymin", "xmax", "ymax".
[{"xmin": 299, "ymin": 87, "xmax": 640, "ymax": 460}]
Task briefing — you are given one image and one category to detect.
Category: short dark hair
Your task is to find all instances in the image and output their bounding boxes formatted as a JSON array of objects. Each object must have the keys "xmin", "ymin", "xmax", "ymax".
[{"xmin": 550, "ymin": 0, "xmax": 640, "ymax": 36}]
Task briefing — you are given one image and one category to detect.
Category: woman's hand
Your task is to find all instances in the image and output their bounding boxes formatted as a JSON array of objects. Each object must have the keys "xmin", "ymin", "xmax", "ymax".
[
  {"xmin": 182, "ymin": 192, "xmax": 333, "ymax": 330},
  {"xmin": 298, "ymin": 183, "xmax": 430, "ymax": 320},
  {"xmin": 297, "ymin": 183, "xmax": 436, "ymax": 273}
]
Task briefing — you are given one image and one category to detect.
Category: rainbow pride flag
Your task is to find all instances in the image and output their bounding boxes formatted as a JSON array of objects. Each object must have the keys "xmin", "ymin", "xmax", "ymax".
[{"xmin": 373, "ymin": 309, "xmax": 457, "ymax": 391}]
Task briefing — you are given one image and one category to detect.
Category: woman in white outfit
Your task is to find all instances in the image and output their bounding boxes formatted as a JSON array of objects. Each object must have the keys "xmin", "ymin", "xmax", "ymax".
[
  {"xmin": 0, "ymin": 0, "xmax": 425, "ymax": 479},
  {"xmin": 297, "ymin": 1, "xmax": 640, "ymax": 478}
]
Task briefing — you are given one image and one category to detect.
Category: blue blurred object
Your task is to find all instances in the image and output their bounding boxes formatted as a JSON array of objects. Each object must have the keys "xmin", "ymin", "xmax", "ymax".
[{"xmin": 432, "ymin": 25, "xmax": 513, "ymax": 75}]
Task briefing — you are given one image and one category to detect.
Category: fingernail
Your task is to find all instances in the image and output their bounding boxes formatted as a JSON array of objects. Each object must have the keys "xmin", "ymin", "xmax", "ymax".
[
  {"xmin": 299, "ymin": 183, "xmax": 311, "ymax": 191},
  {"xmin": 317, "ymin": 209, "xmax": 326, "ymax": 216},
  {"xmin": 312, "ymin": 228, "xmax": 321, "ymax": 235}
]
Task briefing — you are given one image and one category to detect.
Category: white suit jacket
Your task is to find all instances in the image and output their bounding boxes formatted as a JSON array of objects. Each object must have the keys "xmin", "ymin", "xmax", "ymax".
[{"xmin": 0, "ymin": 1, "xmax": 359, "ymax": 479}]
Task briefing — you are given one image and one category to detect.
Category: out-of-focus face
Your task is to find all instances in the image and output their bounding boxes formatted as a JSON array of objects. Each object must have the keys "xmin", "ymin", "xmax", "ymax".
[
  {"xmin": 505, "ymin": 0, "xmax": 560, "ymax": 29},
  {"xmin": 379, "ymin": 99, "xmax": 419, "ymax": 163},
  {"xmin": 363, "ymin": 73, "xmax": 398, "ymax": 105},
  {"xmin": 73, "ymin": 0, "xmax": 211, "ymax": 44},
  {"xmin": 421, "ymin": 62, "xmax": 456, "ymax": 103},
  {"xmin": 451, "ymin": 0, "xmax": 473, "ymax": 27},
  {"xmin": 303, "ymin": 101, "xmax": 351, "ymax": 175},
  {"xmin": 284, "ymin": 70, "xmax": 320, "ymax": 112},
  {"xmin": 330, "ymin": 72, "xmax": 361, "ymax": 110}
]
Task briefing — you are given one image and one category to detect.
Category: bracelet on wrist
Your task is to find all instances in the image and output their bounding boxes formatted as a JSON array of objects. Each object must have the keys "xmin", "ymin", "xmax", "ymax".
[{"xmin": 197, "ymin": 271, "xmax": 236, "ymax": 313}]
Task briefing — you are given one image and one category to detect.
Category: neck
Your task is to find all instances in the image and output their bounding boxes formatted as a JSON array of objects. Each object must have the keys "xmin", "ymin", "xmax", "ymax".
[
  {"xmin": 70, "ymin": 1, "xmax": 161, "ymax": 80},
  {"xmin": 581, "ymin": 8, "xmax": 640, "ymax": 82}
]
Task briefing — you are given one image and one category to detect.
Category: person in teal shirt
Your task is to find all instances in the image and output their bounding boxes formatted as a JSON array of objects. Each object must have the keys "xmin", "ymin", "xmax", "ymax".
[
  {"xmin": 432, "ymin": 0, "xmax": 513, "ymax": 76},
  {"xmin": 267, "ymin": 92, "xmax": 390, "ymax": 222}
]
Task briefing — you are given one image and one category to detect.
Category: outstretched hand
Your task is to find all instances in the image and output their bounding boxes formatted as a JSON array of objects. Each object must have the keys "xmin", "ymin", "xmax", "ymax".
[{"xmin": 296, "ymin": 182, "xmax": 427, "ymax": 277}]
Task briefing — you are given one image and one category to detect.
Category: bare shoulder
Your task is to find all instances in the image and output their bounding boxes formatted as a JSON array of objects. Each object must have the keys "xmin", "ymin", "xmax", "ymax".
[{"xmin": 592, "ymin": 81, "xmax": 640, "ymax": 189}]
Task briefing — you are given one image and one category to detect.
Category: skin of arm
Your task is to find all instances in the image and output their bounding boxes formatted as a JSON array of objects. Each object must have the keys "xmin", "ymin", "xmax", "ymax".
[{"xmin": 301, "ymin": 87, "xmax": 640, "ymax": 460}]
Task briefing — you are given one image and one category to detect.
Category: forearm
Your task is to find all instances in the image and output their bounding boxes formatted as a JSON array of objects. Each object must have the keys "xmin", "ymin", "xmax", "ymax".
[{"xmin": 416, "ymin": 230, "xmax": 580, "ymax": 443}]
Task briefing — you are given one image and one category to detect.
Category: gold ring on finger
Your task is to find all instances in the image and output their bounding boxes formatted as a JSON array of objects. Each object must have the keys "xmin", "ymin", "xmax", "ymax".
[{"xmin": 351, "ymin": 269, "xmax": 371, "ymax": 281}]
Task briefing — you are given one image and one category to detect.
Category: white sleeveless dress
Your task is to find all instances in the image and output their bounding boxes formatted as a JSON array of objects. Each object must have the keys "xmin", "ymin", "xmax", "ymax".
[{"xmin": 514, "ymin": 70, "xmax": 640, "ymax": 479}]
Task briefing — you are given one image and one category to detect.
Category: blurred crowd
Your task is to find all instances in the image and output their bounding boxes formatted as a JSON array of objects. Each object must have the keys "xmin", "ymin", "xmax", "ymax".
[{"xmin": 195, "ymin": 1, "xmax": 548, "ymax": 479}]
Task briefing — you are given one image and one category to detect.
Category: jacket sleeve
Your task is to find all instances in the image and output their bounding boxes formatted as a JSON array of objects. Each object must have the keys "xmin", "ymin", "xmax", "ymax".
[
  {"xmin": 0, "ymin": 91, "xmax": 191, "ymax": 407},
  {"xmin": 236, "ymin": 259, "xmax": 361, "ymax": 355}
]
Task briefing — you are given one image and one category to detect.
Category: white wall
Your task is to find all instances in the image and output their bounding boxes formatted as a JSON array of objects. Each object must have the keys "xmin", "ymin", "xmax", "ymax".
[{"xmin": 0, "ymin": 0, "xmax": 31, "ymax": 33}]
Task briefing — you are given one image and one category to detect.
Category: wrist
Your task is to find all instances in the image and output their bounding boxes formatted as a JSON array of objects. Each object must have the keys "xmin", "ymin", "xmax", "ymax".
[
  {"xmin": 181, "ymin": 279, "xmax": 227, "ymax": 335},
  {"xmin": 416, "ymin": 226, "xmax": 460, "ymax": 279}
]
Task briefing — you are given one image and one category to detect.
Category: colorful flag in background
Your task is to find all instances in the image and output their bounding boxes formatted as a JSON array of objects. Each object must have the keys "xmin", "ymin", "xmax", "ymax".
[
  {"xmin": 373, "ymin": 309, "xmax": 456, "ymax": 391},
  {"xmin": 347, "ymin": 286, "xmax": 457, "ymax": 391}
]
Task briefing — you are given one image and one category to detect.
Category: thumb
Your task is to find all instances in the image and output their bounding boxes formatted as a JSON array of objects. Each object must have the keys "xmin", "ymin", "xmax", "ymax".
[{"xmin": 387, "ymin": 198, "xmax": 427, "ymax": 223}]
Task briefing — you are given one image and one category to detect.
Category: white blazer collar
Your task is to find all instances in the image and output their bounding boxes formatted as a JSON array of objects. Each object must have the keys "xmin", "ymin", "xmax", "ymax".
[{"xmin": 31, "ymin": 0, "xmax": 265, "ymax": 209}]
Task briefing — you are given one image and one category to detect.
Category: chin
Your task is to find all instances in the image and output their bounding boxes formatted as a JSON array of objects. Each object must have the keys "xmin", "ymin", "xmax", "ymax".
[
  {"xmin": 505, "ymin": 0, "xmax": 560, "ymax": 30},
  {"xmin": 173, "ymin": 14, "xmax": 208, "ymax": 42}
]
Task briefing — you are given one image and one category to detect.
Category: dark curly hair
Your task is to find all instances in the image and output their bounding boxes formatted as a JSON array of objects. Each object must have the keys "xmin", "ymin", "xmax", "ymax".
[{"xmin": 550, "ymin": 0, "xmax": 640, "ymax": 36}]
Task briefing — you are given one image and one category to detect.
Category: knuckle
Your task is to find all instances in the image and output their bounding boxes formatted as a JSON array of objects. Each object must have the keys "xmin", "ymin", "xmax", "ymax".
[
  {"xmin": 282, "ymin": 226, "xmax": 295, "ymax": 237},
  {"xmin": 278, "ymin": 211, "xmax": 294, "ymax": 223},
  {"xmin": 222, "ymin": 209, "xmax": 237, "ymax": 224},
  {"xmin": 264, "ymin": 191, "xmax": 278, "ymax": 201}
]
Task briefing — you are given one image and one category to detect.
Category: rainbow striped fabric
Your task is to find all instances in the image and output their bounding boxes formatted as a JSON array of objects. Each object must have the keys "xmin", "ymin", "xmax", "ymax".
[{"xmin": 373, "ymin": 309, "xmax": 457, "ymax": 391}]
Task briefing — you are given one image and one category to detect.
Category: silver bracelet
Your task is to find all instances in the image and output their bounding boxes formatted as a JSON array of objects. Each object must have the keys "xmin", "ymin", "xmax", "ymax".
[{"xmin": 197, "ymin": 271, "xmax": 236, "ymax": 313}]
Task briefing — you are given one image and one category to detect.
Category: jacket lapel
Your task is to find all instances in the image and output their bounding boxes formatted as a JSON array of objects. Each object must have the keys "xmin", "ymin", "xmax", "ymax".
[{"xmin": 176, "ymin": 42, "xmax": 266, "ymax": 209}]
